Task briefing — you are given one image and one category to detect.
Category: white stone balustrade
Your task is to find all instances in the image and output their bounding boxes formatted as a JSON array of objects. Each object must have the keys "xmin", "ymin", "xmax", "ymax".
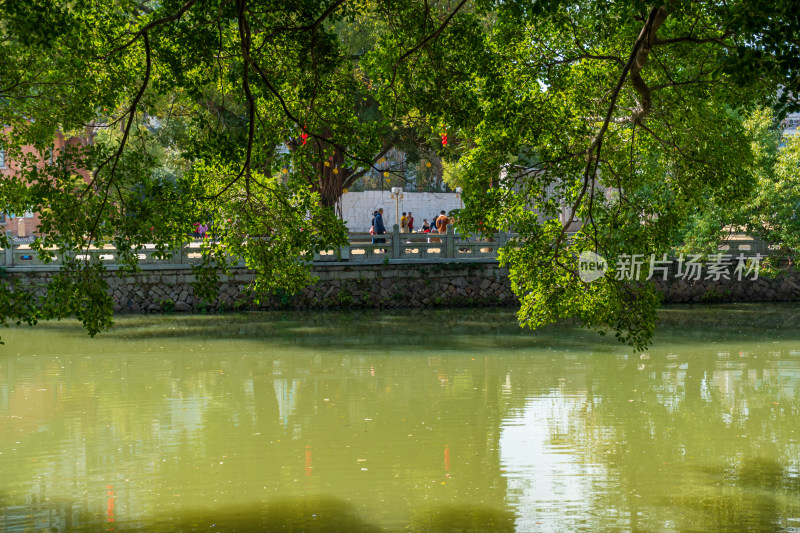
[{"xmin": 0, "ymin": 228, "xmax": 778, "ymax": 271}]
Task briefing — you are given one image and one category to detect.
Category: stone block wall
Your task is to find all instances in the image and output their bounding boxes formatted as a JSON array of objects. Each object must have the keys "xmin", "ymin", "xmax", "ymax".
[
  {"xmin": 9, "ymin": 264, "xmax": 517, "ymax": 313},
  {"xmin": 7, "ymin": 263, "xmax": 800, "ymax": 314},
  {"xmin": 652, "ymin": 272, "xmax": 800, "ymax": 303}
]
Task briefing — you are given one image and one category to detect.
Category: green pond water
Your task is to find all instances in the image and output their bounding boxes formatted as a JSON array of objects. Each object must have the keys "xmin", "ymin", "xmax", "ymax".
[{"xmin": 1, "ymin": 305, "xmax": 799, "ymax": 532}]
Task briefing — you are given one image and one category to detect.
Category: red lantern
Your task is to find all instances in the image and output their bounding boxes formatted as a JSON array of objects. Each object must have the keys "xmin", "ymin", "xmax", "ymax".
[
  {"xmin": 300, "ymin": 132, "xmax": 309, "ymax": 145},
  {"xmin": 441, "ymin": 133, "xmax": 448, "ymax": 146}
]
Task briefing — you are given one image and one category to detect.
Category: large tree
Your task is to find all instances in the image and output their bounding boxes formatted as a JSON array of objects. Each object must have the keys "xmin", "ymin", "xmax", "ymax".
[
  {"xmin": 371, "ymin": 0, "xmax": 800, "ymax": 348},
  {"xmin": 0, "ymin": 0, "xmax": 434, "ymax": 337},
  {"xmin": 0, "ymin": 0, "xmax": 798, "ymax": 346}
]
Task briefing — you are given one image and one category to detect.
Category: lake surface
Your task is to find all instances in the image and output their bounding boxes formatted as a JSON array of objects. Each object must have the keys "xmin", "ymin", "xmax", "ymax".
[{"xmin": 1, "ymin": 306, "xmax": 799, "ymax": 532}]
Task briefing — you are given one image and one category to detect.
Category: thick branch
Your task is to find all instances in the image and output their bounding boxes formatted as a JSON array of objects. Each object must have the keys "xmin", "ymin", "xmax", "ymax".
[
  {"xmin": 557, "ymin": 5, "xmax": 669, "ymax": 254},
  {"xmin": 628, "ymin": 7, "xmax": 670, "ymax": 125},
  {"xmin": 237, "ymin": 0, "xmax": 255, "ymax": 189}
]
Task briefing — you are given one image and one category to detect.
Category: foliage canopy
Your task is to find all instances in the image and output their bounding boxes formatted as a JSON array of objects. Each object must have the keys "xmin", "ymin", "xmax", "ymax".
[{"xmin": 0, "ymin": 0, "xmax": 798, "ymax": 347}]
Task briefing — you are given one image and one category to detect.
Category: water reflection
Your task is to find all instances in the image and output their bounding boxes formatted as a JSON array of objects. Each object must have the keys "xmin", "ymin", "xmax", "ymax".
[{"xmin": 0, "ymin": 306, "xmax": 799, "ymax": 531}]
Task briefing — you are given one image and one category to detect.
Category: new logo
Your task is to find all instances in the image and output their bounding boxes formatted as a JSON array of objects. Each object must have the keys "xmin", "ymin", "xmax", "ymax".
[{"xmin": 578, "ymin": 251, "xmax": 608, "ymax": 283}]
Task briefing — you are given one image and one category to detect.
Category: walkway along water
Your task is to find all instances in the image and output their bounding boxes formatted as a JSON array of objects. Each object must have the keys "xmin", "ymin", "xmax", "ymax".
[
  {"xmin": 0, "ymin": 226, "xmax": 775, "ymax": 268},
  {"xmin": 2, "ymin": 225, "xmax": 505, "ymax": 268},
  {"xmin": 2, "ymin": 227, "xmax": 798, "ymax": 313}
]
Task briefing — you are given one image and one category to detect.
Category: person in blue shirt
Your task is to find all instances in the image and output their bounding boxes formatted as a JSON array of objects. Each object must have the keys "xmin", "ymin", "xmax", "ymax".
[{"xmin": 372, "ymin": 208, "xmax": 386, "ymax": 245}]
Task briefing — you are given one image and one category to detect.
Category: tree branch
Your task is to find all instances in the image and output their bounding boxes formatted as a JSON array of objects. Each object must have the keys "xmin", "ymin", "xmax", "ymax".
[
  {"xmin": 653, "ymin": 32, "xmax": 734, "ymax": 47},
  {"xmin": 85, "ymin": 31, "xmax": 153, "ymax": 245},
  {"xmin": 237, "ymin": 0, "xmax": 255, "ymax": 197},
  {"xmin": 547, "ymin": 53, "xmax": 624, "ymax": 67},
  {"xmin": 102, "ymin": 0, "xmax": 198, "ymax": 58},
  {"xmin": 342, "ymin": 141, "xmax": 397, "ymax": 189},
  {"xmin": 390, "ymin": 0, "xmax": 470, "ymax": 84},
  {"xmin": 556, "ymin": 5, "xmax": 669, "ymax": 255}
]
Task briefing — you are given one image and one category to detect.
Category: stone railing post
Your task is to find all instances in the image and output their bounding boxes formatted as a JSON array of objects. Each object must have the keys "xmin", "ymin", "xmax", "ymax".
[
  {"xmin": 5, "ymin": 230, "xmax": 12, "ymax": 267},
  {"xmin": 494, "ymin": 231, "xmax": 508, "ymax": 260},
  {"xmin": 392, "ymin": 224, "xmax": 400, "ymax": 259},
  {"xmin": 753, "ymin": 238, "xmax": 770, "ymax": 255},
  {"xmin": 446, "ymin": 224, "xmax": 455, "ymax": 258}
]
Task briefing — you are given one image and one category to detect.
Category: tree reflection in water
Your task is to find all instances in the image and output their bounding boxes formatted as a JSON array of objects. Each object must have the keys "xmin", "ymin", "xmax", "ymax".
[{"xmin": 0, "ymin": 306, "xmax": 799, "ymax": 531}]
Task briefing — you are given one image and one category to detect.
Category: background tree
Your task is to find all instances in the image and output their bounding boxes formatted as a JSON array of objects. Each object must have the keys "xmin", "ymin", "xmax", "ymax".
[{"xmin": 677, "ymin": 108, "xmax": 800, "ymax": 261}]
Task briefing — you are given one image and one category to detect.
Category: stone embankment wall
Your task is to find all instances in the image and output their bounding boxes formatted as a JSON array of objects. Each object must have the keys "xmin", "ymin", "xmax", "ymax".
[
  {"xmin": 652, "ymin": 272, "xmax": 800, "ymax": 303},
  {"xmin": 9, "ymin": 263, "xmax": 800, "ymax": 313},
  {"xmin": 11, "ymin": 264, "xmax": 516, "ymax": 313}
]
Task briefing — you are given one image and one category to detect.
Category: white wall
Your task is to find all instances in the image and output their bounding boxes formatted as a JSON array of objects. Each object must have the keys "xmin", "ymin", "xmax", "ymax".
[{"xmin": 340, "ymin": 191, "xmax": 461, "ymax": 231}]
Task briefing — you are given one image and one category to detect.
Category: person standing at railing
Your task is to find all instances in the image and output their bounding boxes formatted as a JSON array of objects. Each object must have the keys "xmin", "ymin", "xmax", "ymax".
[
  {"xmin": 431, "ymin": 210, "xmax": 447, "ymax": 243},
  {"xmin": 430, "ymin": 213, "xmax": 440, "ymax": 241},
  {"xmin": 372, "ymin": 208, "xmax": 386, "ymax": 247},
  {"xmin": 400, "ymin": 212, "xmax": 409, "ymax": 233},
  {"xmin": 436, "ymin": 210, "xmax": 451, "ymax": 234},
  {"xmin": 369, "ymin": 210, "xmax": 377, "ymax": 235},
  {"xmin": 407, "ymin": 212, "xmax": 414, "ymax": 233}
]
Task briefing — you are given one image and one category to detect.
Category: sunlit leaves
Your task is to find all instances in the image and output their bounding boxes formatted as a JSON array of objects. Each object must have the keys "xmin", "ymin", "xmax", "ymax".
[
  {"xmin": 418, "ymin": 1, "xmax": 792, "ymax": 348},
  {"xmin": 1, "ymin": 0, "xmax": 799, "ymax": 347}
]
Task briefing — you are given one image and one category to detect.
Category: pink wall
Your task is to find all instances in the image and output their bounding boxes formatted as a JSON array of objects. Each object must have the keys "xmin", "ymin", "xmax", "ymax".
[{"xmin": 1, "ymin": 130, "xmax": 89, "ymax": 237}]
